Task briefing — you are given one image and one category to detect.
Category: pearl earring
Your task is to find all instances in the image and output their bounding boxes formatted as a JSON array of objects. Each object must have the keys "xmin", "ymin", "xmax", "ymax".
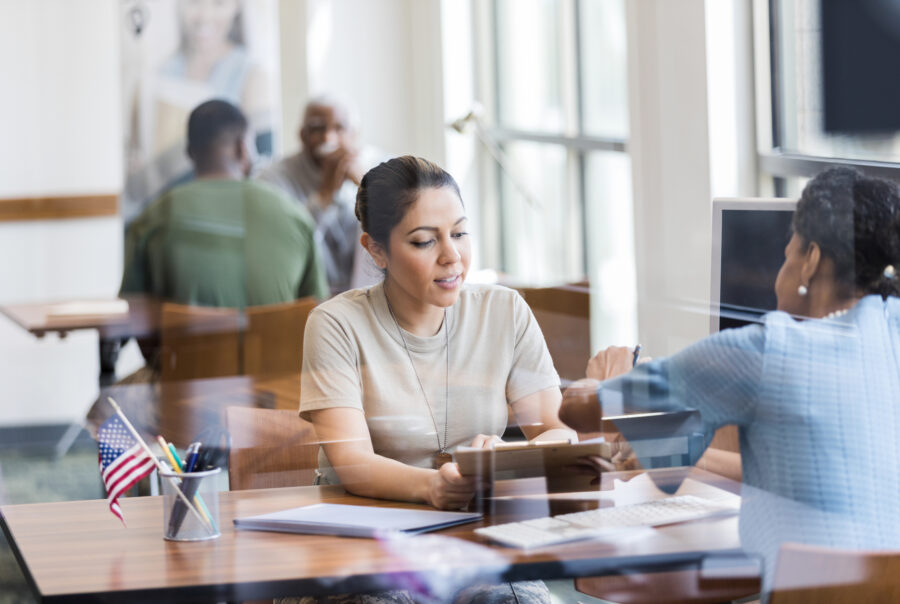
[{"xmin": 798, "ymin": 285, "xmax": 808, "ymax": 296}]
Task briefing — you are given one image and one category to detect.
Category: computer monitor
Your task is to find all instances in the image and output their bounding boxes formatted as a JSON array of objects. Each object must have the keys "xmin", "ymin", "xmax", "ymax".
[{"xmin": 710, "ymin": 198, "xmax": 797, "ymax": 334}]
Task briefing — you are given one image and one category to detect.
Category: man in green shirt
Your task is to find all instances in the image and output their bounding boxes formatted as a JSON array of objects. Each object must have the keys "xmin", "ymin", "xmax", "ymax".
[
  {"xmin": 121, "ymin": 100, "xmax": 328, "ymax": 307},
  {"xmin": 87, "ymin": 101, "xmax": 327, "ymax": 441}
]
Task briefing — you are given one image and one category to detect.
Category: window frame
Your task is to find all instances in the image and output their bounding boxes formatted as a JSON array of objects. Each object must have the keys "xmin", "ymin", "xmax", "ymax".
[
  {"xmin": 475, "ymin": 0, "xmax": 629, "ymax": 280},
  {"xmin": 758, "ymin": 0, "xmax": 900, "ymax": 196}
]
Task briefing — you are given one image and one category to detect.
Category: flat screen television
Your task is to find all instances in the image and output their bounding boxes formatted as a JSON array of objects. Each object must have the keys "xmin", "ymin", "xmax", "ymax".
[{"xmin": 822, "ymin": 0, "xmax": 900, "ymax": 132}]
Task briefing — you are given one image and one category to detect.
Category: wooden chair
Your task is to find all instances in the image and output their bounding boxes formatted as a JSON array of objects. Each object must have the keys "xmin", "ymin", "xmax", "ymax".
[
  {"xmin": 516, "ymin": 283, "xmax": 591, "ymax": 383},
  {"xmin": 769, "ymin": 543, "xmax": 900, "ymax": 603},
  {"xmin": 159, "ymin": 303, "xmax": 242, "ymax": 381},
  {"xmin": 225, "ymin": 406, "xmax": 319, "ymax": 491},
  {"xmin": 243, "ymin": 297, "xmax": 318, "ymax": 377},
  {"xmin": 576, "ymin": 568, "xmax": 760, "ymax": 604}
]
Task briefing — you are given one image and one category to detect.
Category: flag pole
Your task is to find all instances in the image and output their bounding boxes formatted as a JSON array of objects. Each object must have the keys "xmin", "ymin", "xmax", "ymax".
[{"xmin": 106, "ymin": 397, "xmax": 216, "ymax": 535}]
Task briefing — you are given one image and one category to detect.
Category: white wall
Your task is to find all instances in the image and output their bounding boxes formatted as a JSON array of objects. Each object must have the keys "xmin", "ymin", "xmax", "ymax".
[
  {"xmin": 626, "ymin": 0, "xmax": 759, "ymax": 356},
  {"xmin": 277, "ymin": 0, "xmax": 310, "ymax": 156},
  {"xmin": 0, "ymin": 0, "xmax": 123, "ymax": 426},
  {"xmin": 0, "ymin": 0, "xmax": 122, "ymax": 197},
  {"xmin": 706, "ymin": 0, "xmax": 758, "ymax": 199},
  {"xmin": 283, "ymin": 0, "xmax": 445, "ymax": 161},
  {"xmin": 626, "ymin": 0, "xmax": 715, "ymax": 356}
]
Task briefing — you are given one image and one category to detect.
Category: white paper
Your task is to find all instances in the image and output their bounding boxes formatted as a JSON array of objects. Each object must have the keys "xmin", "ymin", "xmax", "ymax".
[{"xmin": 47, "ymin": 299, "xmax": 129, "ymax": 317}]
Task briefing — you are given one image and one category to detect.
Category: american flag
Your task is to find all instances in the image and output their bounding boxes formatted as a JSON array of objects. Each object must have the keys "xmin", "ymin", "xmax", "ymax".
[{"xmin": 98, "ymin": 415, "xmax": 155, "ymax": 525}]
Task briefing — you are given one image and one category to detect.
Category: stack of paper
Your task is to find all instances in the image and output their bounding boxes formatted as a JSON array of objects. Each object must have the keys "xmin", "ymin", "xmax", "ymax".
[{"xmin": 47, "ymin": 299, "xmax": 130, "ymax": 317}]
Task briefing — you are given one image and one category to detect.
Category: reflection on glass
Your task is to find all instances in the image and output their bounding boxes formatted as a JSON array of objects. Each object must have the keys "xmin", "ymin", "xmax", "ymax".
[
  {"xmin": 579, "ymin": 0, "xmax": 629, "ymax": 138},
  {"xmin": 496, "ymin": 0, "xmax": 565, "ymax": 133},
  {"xmin": 775, "ymin": 0, "xmax": 900, "ymax": 161},
  {"xmin": 499, "ymin": 141, "xmax": 581, "ymax": 283}
]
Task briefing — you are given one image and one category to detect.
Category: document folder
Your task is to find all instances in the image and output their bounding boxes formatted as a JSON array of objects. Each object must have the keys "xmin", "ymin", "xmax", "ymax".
[{"xmin": 234, "ymin": 503, "xmax": 481, "ymax": 537}]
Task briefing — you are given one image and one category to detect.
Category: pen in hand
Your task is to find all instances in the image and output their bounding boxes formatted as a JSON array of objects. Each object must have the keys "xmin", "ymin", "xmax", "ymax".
[{"xmin": 632, "ymin": 344, "xmax": 641, "ymax": 367}]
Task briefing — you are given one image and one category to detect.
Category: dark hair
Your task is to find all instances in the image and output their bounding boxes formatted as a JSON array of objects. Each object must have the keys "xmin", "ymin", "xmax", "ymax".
[
  {"xmin": 186, "ymin": 100, "xmax": 248, "ymax": 165},
  {"xmin": 794, "ymin": 166, "xmax": 900, "ymax": 299},
  {"xmin": 355, "ymin": 156, "xmax": 462, "ymax": 248}
]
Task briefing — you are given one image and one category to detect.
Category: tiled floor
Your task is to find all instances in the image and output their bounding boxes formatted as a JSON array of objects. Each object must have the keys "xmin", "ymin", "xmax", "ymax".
[{"xmin": 0, "ymin": 430, "xmax": 102, "ymax": 604}]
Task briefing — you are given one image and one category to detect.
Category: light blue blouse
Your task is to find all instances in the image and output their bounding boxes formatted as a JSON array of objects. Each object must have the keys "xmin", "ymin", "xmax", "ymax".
[{"xmin": 597, "ymin": 295, "xmax": 900, "ymax": 592}]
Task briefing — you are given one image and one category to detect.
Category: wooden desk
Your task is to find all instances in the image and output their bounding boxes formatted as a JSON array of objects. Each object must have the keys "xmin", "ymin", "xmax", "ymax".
[
  {"xmin": 1, "ymin": 469, "xmax": 747, "ymax": 603},
  {"xmin": 0, "ymin": 295, "xmax": 161, "ymax": 340},
  {"xmin": 0, "ymin": 295, "xmax": 162, "ymax": 387}
]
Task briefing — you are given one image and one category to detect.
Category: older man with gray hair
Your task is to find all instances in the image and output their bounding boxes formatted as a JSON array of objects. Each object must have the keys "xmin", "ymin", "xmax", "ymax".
[{"xmin": 259, "ymin": 95, "xmax": 379, "ymax": 294}]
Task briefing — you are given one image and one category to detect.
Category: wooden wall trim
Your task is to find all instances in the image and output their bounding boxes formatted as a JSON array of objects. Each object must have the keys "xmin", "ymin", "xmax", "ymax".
[{"xmin": 0, "ymin": 194, "xmax": 118, "ymax": 222}]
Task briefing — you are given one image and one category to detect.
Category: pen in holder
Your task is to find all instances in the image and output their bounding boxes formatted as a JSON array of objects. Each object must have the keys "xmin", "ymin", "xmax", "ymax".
[{"xmin": 159, "ymin": 466, "xmax": 221, "ymax": 541}]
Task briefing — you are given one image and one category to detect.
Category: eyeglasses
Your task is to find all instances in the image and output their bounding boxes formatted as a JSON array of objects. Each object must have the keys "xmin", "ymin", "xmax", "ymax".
[{"xmin": 305, "ymin": 121, "xmax": 346, "ymax": 135}]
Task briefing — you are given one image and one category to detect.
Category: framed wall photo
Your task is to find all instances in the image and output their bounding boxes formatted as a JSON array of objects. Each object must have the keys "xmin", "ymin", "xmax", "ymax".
[{"xmin": 120, "ymin": 0, "xmax": 281, "ymax": 223}]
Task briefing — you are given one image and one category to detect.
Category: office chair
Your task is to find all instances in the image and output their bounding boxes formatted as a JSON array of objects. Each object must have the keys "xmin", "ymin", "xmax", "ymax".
[
  {"xmin": 225, "ymin": 406, "xmax": 319, "ymax": 491},
  {"xmin": 159, "ymin": 303, "xmax": 242, "ymax": 381},
  {"xmin": 769, "ymin": 542, "xmax": 900, "ymax": 603},
  {"xmin": 243, "ymin": 296, "xmax": 318, "ymax": 377}
]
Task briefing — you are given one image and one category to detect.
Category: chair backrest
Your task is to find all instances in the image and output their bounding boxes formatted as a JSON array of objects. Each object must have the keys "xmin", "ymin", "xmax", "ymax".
[
  {"xmin": 243, "ymin": 297, "xmax": 318, "ymax": 377},
  {"xmin": 225, "ymin": 406, "xmax": 319, "ymax": 490},
  {"xmin": 576, "ymin": 567, "xmax": 759, "ymax": 604},
  {"xmin": 516, "ymin": 283, "xmax": 591, "ymax": 382},
  {"xmin": 160, "ymin": 303, "xmax": 242, "ymax": 381},
  {"xmin": 769, "ymin": 543, "xmax": 900, "ymax": 603}
]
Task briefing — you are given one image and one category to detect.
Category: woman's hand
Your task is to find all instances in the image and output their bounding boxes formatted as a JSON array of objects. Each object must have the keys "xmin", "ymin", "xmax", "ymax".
[
  {"xmin": 469, "ymin": 434, "xmax": 503, "ymax": 449},
  {"xmin": 586, "ymin": 346, "xmax": 636, "ymax": 381},
  {"xmin": 317, "ymin": 146, "xmax": 358, "ymax": 203},
  {"xmin": 607, "ymin": 433, "xmax": 640, "ymax": 471},
  {"xmin": 425, "ymin": 463, "xmax": 477, "ymax": 510},
  {"xmin": 572, "ymin": 434, "xmax": 641, "ymax": 485}
]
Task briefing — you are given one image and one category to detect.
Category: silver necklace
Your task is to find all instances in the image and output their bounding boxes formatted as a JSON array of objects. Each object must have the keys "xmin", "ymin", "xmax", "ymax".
[{"xmin": 384, "ymin": 293, "xmax": 451, "ymax": 469}]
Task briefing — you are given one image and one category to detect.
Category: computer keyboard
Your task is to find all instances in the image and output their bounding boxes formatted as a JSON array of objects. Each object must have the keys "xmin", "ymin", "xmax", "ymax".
[{"xmin": 476, "ymin": 494, "xmax": 739, "ymax": 549}]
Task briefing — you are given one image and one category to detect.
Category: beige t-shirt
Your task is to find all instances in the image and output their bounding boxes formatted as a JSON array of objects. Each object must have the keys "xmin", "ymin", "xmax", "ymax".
[{"xmin": 299, "ymin": 281, "xmax": 560, "ymax": 482}]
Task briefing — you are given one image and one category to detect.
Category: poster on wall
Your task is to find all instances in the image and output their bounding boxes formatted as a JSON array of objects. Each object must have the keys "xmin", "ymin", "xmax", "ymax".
[{"xmin": 120, "ymin": 0, "xmax": 281, "ymax": 224}]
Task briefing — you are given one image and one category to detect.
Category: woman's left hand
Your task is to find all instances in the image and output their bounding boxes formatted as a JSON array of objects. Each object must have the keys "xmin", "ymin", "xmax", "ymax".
[
  {"xmin": 572, "ymin": 455, "xmax": 616, "ymax": 485},
  {"xmin": 573, "ymin": 435, "xmax": 641, "ymax": 484},
  {"xmin": 469, "ymin": 434, "xmax": 504, "ymax": 449}
]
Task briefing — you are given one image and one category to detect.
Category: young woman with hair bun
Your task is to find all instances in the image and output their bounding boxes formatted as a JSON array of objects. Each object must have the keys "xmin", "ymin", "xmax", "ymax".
[{"xmin": 294, "ymin": 156, "xmax": 571, "ymax": 604}]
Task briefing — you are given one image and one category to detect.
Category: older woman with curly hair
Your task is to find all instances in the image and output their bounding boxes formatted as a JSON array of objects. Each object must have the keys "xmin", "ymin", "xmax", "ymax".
[{"xmin": 561, "ymin": 167, "xmax": 900, "ymax": 597}]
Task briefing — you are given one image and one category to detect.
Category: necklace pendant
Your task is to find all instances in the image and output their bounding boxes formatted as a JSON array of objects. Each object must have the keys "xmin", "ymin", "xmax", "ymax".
[{"xmin": 433, "ymin": 452, "xmax": 453, "ymax": 469}]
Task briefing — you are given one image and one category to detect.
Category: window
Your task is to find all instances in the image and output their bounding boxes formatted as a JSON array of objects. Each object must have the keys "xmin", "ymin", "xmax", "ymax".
[
  {"xmin": 475, "ymin": 0, "xmax": 632, "ymax": 288},
  {"xmin": 762, "ymin": 0, "xmax": 900, "ymax": 197}
]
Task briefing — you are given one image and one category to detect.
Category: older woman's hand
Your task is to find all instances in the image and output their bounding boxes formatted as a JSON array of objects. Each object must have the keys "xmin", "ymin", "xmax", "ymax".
[
  {"xmin": 586, "ymin": 346, "xmax": 636, "ymax": 380},
  {"xmin": 577, "ymin": 432, "xmax": 641, "ymax": 476},
  {"xmin": 559, "ymin": 378, "xmax": 603, "ymax": 432}
]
